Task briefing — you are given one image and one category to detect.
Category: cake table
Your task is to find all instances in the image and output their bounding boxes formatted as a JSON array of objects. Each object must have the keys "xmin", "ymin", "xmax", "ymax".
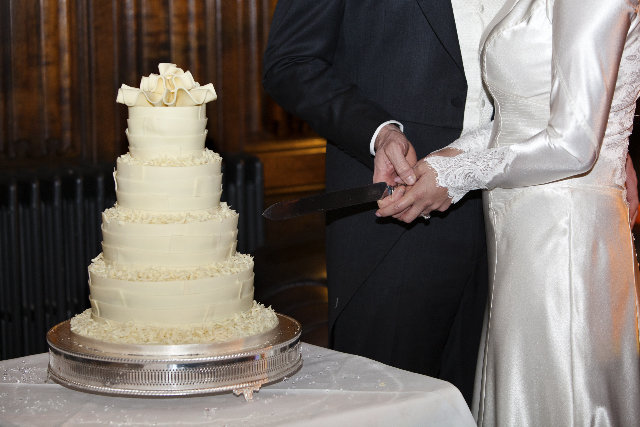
[{"xmin": 1, "ymin": 343, "xmax": 476, "ymax": 426}]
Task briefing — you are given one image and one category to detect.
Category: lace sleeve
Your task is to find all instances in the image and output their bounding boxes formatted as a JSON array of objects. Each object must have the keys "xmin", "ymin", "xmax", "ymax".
[
  {"xmin": 426, "ymin": 0, "xmax": 636, "ymax": 204},
  {"xmin": 426, "ymin": 146, "xmax": 515, "ymax": 203},
  {"xmin": 447, "ymin": 120, "xmax": 493, "ymax": 153}
]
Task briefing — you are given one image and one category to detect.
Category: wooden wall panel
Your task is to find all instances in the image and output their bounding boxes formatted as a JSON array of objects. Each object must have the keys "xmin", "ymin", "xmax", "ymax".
[
  {"xmin": 1, "ymin": 0, "xmax": 325, "ymax": 197},
  {"xmin": 1, "ymin": 0, "xmax": 83, "ymax": 164},
  {"xmin": 247, "ymin": 138, "xmax": 326, "ymax": 194}
]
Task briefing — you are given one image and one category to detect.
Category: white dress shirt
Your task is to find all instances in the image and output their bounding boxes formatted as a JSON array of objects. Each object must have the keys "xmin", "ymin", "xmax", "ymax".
[{"xmin": 450, "ymin": 0, "xmax": 503, "ymax": 131}]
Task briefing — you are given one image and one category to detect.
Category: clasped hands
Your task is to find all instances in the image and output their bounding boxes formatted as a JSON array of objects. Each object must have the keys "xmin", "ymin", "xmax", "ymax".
[
  {"xmin": 372, "ymin": 124, "xmax": 640, "ymax": 225},
  {"xmin": 372, "ymin": 124, "xmax": 456, "ymax": 223}
]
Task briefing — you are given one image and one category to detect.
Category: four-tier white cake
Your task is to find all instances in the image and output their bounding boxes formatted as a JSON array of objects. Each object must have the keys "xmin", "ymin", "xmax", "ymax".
[{"xmin": 70, "ymin": 64, "xmax": 278, "ymax": 344}]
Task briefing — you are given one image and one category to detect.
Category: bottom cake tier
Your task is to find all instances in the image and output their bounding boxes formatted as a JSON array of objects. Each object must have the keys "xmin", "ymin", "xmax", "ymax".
[
  {"xmin": 70, "ymin": 301, "xmax": 278, "ymax": 345},
  {"xmin": 87, "ymin": 252, "xmax": 257, "ymax": 325}
]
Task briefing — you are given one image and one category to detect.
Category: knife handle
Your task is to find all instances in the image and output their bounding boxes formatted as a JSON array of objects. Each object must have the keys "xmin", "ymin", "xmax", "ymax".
[{"xmin": 383, "ymin": 184, "xmax": 403, "ymax": 198}]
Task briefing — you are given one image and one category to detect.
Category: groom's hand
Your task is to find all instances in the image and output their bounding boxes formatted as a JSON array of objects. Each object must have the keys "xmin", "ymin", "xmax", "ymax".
[
  {"xmin": 373, "ymin": 124, "xmax": 417, "ymax": 187},
  {"xmin": 376, "ymin": 157, "xmax": 452, "ymax": 223}
]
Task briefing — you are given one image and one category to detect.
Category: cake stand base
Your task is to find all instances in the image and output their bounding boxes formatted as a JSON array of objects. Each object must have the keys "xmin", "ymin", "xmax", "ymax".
[{"xmin": 46, "ymin": 313, "xmax": 302, "ymax": 400}]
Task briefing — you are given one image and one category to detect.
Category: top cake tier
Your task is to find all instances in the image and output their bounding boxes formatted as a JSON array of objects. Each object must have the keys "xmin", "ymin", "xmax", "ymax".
[
  {"xmin": 115, "ymin": 106, "xmax": 222, "ymax": 212},
  {"xmin": 114, "ymin": 64, "xmax": 221, "ymax": 213},
  {"xmin": 125, "ymin": 105, "xmax": 208, "ymax": 161}
]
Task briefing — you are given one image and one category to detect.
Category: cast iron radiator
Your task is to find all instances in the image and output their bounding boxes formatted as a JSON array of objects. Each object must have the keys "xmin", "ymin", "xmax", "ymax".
[{"xmin": 0, "ymin": 154, "xmax": 265, "ymax": 360}]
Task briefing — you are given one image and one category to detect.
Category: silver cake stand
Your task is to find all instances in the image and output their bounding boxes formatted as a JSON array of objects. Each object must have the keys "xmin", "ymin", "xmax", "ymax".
[{"xmin": 46, "ymin": 314, "xmax": 302, "ymax": 400}]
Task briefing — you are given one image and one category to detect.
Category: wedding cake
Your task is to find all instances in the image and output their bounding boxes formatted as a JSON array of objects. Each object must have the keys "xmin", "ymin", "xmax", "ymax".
[{"xmin": 70, "ymin": 63, "xmax": 278, "ymax": 344}]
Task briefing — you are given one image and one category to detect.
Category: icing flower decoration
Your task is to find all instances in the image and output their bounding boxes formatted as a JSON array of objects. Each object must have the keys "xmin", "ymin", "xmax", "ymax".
[{"xmin": 116, "ymin": 63, "xmax": 217, "ymax": 107}]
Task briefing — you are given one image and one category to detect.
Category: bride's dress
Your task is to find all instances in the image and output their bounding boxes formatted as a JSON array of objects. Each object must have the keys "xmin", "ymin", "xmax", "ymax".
[{"xmin": 427, "ymin": 0, "xmax": 640, "ymax": 425}]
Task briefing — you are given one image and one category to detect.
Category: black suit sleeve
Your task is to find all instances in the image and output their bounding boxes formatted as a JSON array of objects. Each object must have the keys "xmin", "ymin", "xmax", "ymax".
[{"xmin": 263, "ymin": 0, "xmax": 394, "ymax": 169}]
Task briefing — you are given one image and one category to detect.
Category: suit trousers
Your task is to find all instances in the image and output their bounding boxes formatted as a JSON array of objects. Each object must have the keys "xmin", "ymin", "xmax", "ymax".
[{"xmin": 331, "ymin": 196, "xmax": 488, "ymax": 406}]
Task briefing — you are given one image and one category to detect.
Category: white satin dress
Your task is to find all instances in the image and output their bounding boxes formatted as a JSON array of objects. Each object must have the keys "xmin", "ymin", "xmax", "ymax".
[{"xmin": 426, "ymin": 0, "xmax": 640, "ymax": 425}]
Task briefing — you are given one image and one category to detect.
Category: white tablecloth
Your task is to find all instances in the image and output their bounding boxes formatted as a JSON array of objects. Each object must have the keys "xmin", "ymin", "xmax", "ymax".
[{"xmin": 0, "ymin": 343, "xmax": 475, "ymax": 426}]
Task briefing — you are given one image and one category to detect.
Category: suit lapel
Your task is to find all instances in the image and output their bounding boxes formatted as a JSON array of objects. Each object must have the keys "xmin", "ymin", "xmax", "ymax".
[{"xmin": 415, "ymin": 0, "xmax": 464, "ymax": 73}]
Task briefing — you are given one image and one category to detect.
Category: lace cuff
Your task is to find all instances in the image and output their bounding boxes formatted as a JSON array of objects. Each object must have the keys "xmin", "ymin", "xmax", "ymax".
[
  {"xmin": 425, "ymin": 146, "xmax": 516, "ymax": 203},
  {"xmin": 447, "ymin": 121, "xmax": 493, "ymax": 153}
]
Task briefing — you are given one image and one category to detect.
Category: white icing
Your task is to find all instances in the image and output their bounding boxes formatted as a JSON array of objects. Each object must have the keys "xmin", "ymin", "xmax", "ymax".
[
  {"xmin": 101, "ymin": 235, "xmax": 237, "ymax": 266},
  {"xmin": 115, "ymin": 191, "xmax": 222, "ymax": 212},
  {"xmin": 88, "ymin": 253, "xmax": 254, "ymax": 325},
  {"xmin": 126, "ymin": 116, "xmax": 208, "ymax": 137},
  {"xmin": 118, "ymin": 149, "xmax": 221, "ymax": 167},
  {"xmin": 89, "ymin": 294, "xmax": 254, "ymax": 325},
  {"xmin": 126, "ymin": 130, "xmax": 207, "ymax": 161},
  {"xmin": 125, "ymin": 106, "xmax": 209, "ymax": 160},
  {"xmin": 71, "ymin": 302, "xmax": 278, "ymax": 345},
  {"xmin": 89, "ymin": 252, "xmax": 253, "ymax": 281},
  {"xmin": 103, "ymin": 203, "xmax": 236, "ymax": 224},
  {"xmin": 128, "ymin": 104, "xmax": 207, "ymax": 120},
  {"xmin": 114, "ymin": 151, "xmax": 222, "ymax": 212},
  {"xmin": 78, "ymin": 63, "xmax": 267, "ymax": 342},
  {"xmin": 101, "ymin": 204, "xmax": 239, "ymax": 266}
]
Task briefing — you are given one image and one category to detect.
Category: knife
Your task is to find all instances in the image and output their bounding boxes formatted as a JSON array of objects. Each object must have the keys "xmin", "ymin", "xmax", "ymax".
[{"xmin": 263, "ymin": 182, "xmax": 393, "ymax": 220}]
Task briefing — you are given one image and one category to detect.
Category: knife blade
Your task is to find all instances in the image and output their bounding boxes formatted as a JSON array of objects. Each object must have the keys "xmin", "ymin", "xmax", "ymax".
[{"xmin": 263, "ymin": 182, "xmax": 392, "ymax": 220}]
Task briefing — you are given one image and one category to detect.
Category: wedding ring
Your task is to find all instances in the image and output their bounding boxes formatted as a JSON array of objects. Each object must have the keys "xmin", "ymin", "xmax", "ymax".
[{"xmin": 421, "ymin": 214, "xmax": 430, "ymax": 220}]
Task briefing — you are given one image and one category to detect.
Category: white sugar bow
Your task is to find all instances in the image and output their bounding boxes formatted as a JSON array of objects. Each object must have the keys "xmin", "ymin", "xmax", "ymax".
[{"xmin": 116, "ymin": 63, "xmax": 217, "ymax": 107}]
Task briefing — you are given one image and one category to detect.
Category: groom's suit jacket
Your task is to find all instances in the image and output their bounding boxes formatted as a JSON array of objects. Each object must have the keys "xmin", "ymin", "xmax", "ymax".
[{"xmin": 263, "ymin": 0, "xmax": 486, "ymax": 340}]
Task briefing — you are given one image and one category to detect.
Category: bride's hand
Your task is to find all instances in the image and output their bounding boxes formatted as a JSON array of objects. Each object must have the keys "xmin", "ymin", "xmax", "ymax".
[{"xmin": 376, "ymin": 156, "xmax": 453, "ymax": 223}]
